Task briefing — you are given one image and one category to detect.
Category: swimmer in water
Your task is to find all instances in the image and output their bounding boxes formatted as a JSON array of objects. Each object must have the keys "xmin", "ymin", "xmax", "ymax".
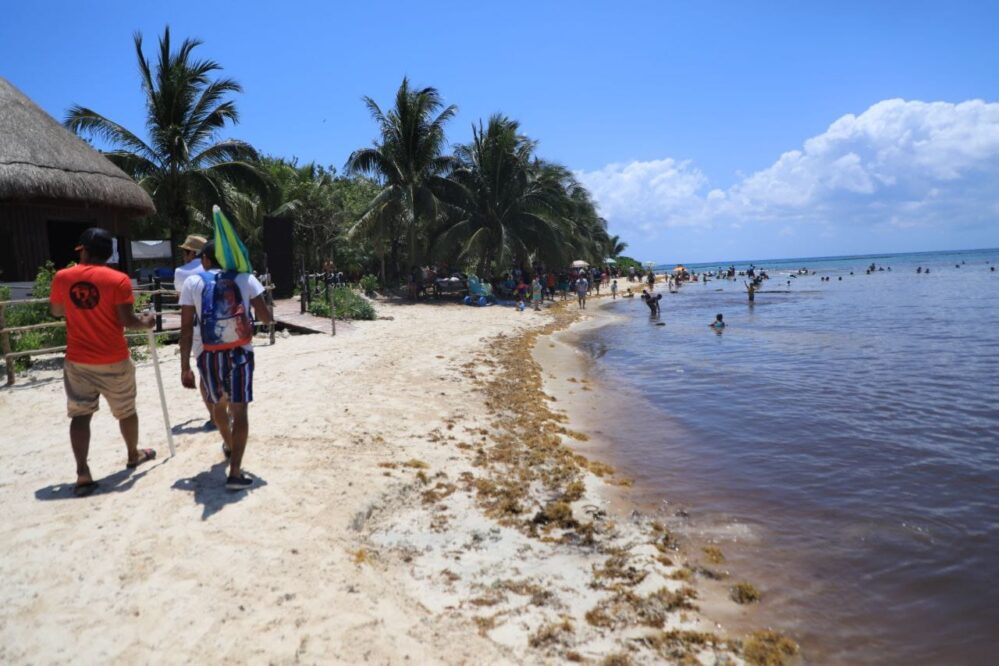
[
  {"xmin": 641, "ymin": 289, "xmax": 662, "ymax": 317},
  {"xmin": 709, "ymin": 313, "xmax": 726, "ymax": 330}
]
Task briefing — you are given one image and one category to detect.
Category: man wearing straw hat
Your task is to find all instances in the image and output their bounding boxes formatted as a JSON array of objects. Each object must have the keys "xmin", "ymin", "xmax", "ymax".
[
  {"xmin": 49, "ymin": 228, "xmax": 157, "ymax": 497},
  {"xmin": 173, "ymin": 234, "xmax": 216, "ymax": 431},
  {"xmin": 179, "ymin": 240, "xmax": 272, "ymax": 491}
]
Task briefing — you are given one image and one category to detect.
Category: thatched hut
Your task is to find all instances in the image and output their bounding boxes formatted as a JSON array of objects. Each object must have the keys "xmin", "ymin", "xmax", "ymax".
[{"xmin": 0, "ymin": 77, "xmax": 154, "ymax": 282}]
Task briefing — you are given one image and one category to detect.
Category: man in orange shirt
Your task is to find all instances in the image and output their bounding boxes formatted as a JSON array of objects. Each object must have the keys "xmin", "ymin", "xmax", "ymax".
[{"xmin": 49, "ymin": 228, "xmax": 156, "ymax": 496}]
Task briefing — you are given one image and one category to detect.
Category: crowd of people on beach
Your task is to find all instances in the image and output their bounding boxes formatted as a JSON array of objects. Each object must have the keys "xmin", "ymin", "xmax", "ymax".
[{"xmin": 43, "ymin": 233, "xmax": 996, "ymax": 500}]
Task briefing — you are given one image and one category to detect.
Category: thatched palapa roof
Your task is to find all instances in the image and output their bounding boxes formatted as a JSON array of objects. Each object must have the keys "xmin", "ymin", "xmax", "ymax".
[{"xmin": 0, "ymin": 77, "xmax": 155, "ymax": 216}]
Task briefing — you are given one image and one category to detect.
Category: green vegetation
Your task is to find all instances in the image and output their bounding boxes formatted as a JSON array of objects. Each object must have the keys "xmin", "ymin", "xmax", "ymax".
[
  {"xmin": 65, "ymin": 27, "xmax": 269, "ymax": 256},
  {"xmin": 437, "ymin": 114, "xmax": 609, "ymax": 274},
  {"xmin": 606, "ymin": 234, "xmax": 628, "ymax": 259},
  {"xmin": 359, "ymin": 274, "xmax": 379, "ymax": 295},
  {"xmin": 613, "ymin": 255, "xmax": 643, "ymax": 272},
  {"xmin": 1, "ymin": 263, "xmax": 65, "ymax": 370},
  {"xmin": 307, "ymin": 288, "xmax": 376, "ymax": 321},
  {"xmin": 0, "ymin": 263, "xmax": 162, "ymax": 370},
  {"xmin": 64, "ymin": 31, "xmax": 619, "ymax": 283}
]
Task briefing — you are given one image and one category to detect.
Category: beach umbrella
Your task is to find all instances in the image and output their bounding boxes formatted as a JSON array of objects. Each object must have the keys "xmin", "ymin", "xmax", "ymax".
[
  {"xmin": 212, "ymin": 205, "xmax": 252, "ymax": 273},
  {"xmin": 571, "ymin": 260, "xmax": 589, "ymax": 268},
  {"xmin": 604, "ymin": 258, "xmax": 617, "ymax": 265}
]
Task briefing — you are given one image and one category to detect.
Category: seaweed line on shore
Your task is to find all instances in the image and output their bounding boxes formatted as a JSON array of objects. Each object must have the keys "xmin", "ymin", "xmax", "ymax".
[{"xmin": 366, "ymin": 298, "xmax": 800, "ymax": 665}]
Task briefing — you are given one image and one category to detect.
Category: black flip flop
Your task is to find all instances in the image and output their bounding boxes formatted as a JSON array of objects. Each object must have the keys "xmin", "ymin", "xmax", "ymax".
[
  {"xmin": 127, "ymin": 449, "xmax": 157, "ymax": 469},
  {"xmin": 73, "ymin": 481, "xmax": 99, "ymax": 497}
]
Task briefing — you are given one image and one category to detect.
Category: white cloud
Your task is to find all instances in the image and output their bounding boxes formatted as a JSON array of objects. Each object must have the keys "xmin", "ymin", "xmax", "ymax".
[
  {"xmin": 577, "ymin": 99, "xmax": 999, "ymax": 244},
  {"xmin": 576, "ymin": 158, "xmax": 709, "ymax": 232}
]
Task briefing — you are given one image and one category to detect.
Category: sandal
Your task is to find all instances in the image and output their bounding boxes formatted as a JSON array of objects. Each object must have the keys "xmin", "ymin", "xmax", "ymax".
[
  {"xmin": 73, "ymin": 481, "xmax": 99, "ymax": 497},
  {"xmin": 126, "ymin": 448, "xmax": 156, "ymax": 469}
]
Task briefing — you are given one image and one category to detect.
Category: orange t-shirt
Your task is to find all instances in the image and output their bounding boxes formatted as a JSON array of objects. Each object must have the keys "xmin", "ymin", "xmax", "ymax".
[{"xmin": 50, "ymin": 264, "xmax": 134, "ymax": 365}]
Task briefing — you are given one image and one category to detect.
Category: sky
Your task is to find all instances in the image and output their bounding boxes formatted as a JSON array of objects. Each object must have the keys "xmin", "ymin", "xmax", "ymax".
[{"xmin": 2, "ymin": 0, "xmax": 998, "ymax": 263}]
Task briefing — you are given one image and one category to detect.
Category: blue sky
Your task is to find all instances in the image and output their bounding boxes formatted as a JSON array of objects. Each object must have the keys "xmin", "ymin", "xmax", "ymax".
[{"xmin": 3, "ymin": 1, "xmax": 998, "ymax": 263}]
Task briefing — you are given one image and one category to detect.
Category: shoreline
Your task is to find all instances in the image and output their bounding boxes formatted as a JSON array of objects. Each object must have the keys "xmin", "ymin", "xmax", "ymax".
[
  {"xmin": 533, "ymin": 297, "xmax": 801, "ymax": 652},
  {"xmin": 0, "ymin": 295, "xmax": 796, "ymax": 664}
]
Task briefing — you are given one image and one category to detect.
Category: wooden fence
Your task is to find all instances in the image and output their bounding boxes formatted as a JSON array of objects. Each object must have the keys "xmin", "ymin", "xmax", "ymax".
[{"xmin": 1, "ymin": 278, "xmax": 275, "ymax": 387}]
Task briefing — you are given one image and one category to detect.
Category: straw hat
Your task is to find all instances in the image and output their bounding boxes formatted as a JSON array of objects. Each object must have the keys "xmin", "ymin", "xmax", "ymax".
[{"xmin": 178, "ymin": 234, "xmax": 207, "ymax": 252}]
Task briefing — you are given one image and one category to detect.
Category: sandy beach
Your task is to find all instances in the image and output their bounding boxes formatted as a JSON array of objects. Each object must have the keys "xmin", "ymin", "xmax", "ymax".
[{"xmin": 0, "ymin": 295, "xmax": 793, "ymax": 665}]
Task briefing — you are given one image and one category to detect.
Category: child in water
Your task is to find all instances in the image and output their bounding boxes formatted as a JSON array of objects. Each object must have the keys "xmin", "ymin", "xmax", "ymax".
[{"xmin": 710, "ymin": 313, "xmax": 726, "ymax": 330}]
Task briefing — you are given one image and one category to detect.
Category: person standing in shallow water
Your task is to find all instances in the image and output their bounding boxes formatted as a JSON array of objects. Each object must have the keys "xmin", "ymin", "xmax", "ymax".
[{"xmin": 49, "ymin": 228, "xmax": 157, "ymax": 497}]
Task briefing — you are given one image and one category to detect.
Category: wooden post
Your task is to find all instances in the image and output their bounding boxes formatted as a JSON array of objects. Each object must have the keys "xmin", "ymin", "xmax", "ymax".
[
  {"xmin": 153, "ymin": 278, "xmax": 163, "ymax": 332},
  {"xmin": 1, "ymin": 303, "xmax": 14, "ymax": 386},
  {"xmin": 265, "ymin": 279, "xmax": 276, "ymax": 346},
  {"xmin": 300, "ymin": 270, "xmax": 306, "ymax": 314},
  {"xmin": 326, "ymin": 282, "xmax": 336, "ymax": 336}
]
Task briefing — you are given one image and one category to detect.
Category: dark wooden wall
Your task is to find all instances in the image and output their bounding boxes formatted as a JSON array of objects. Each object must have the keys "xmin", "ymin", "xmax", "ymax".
[{"xmin": 0, "ymin": 203, "xmax": 134, "ymax": 282}]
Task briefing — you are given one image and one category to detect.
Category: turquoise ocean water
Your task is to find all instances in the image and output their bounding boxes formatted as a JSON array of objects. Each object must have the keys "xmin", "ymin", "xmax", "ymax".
[{"xmin": 576, "ymin": 248, "xmax": 999, "ymax": 663}]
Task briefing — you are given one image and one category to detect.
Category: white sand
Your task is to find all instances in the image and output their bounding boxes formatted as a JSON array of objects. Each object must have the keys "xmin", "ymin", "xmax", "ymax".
[{"xmin": 0, "ymin": 297, "xmax": 750, "ymax": 664}]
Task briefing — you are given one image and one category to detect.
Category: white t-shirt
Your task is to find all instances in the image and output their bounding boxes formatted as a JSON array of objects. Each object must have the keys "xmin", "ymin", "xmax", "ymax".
[
  {"xmin": 179, "ymin": 270, "xmax": 265, "ymax": 355},
  {"xmin": 174, "ymin": 258, "xmax": 202, "ymax": 291}
]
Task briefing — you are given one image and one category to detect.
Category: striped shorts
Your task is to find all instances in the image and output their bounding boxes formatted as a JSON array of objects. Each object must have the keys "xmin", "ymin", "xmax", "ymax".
[{"xmin": 197, "ymin": 348, "xmax": 255, "ymax": 404}]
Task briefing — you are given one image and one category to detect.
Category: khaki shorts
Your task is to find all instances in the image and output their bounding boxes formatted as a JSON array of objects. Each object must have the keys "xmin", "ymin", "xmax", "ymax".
[{"xmin": 64, "ymin": 358, "xmax": 137, "ymax": 419}]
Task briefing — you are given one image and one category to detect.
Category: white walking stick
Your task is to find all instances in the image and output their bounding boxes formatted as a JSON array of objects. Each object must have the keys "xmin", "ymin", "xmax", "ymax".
[{"xmin": 147, "ymin": 328, "xmax": 176, "ymax": 456}]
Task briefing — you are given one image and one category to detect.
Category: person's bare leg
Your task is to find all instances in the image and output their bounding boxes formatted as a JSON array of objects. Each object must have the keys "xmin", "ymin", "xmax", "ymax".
[
  {"xmin": 199, "ymin": 381, "xmax": 216, "ymax": 425},
  {"xmin": 70, "ymin": 415, "xmax": 92, "ymax": 485},
  {"xmin": 213, "ymin": 396, "xmax": 232, "ymax": 453},
  {"xmin": 119, "ymin": 413, "xmax": 140, "ymax": 464},
  {"xmin": 227, "ymin": 402, "xmax": 249, "ymax": 477}
]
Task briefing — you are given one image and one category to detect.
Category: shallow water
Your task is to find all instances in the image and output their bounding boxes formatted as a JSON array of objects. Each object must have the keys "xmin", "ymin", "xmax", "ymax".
[{"xmin": 577, "ymin": 249, "xmax": 999, "ymax": 664}]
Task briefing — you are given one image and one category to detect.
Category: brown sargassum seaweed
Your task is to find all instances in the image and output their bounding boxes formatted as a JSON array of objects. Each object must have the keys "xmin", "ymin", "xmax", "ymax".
[{"xmin": 446, "ymin": 301, "xmax": 799, "ymax": 664}]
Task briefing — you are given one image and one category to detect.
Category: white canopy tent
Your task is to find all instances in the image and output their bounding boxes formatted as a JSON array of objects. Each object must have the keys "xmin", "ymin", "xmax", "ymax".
[{"xmin": 131, "ymin": 240, "xmax": 172, "ymax": 261}]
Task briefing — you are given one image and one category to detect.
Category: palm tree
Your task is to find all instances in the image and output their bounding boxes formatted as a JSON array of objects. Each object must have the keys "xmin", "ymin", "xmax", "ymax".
[
  {"xmin": 65, "ymin": 27, "xmax": 269, "ymax": 255},
  {"xmin": 536, "ymin": 162, "xmax": 610, "ymax": 265},
  {"xmin": 345, "ymin": 78, "xmax": 458, "ymax": 281},
  {"xmin": 439, "ymin": 115, "xmax": 561, "ymax": 273},
  {"xmin": 606, "ymin": 234, "xmax": 628, "ymax": 259},
  {"xmin": 438, "ymin": 115, "xmax": 604, "ymax": 274}
]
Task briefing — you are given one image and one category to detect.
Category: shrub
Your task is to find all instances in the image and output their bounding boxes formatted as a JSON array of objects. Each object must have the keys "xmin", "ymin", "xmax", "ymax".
[
  {"xmin": 359, "ymin": 274, "xmax": 379, "ymax": 295},
  {"xmin": 1, "ymin": 262, "xmax": 159, "ymax": 372},
  {"xmin": 309, "ymin": 287, "xmax": 376, "ymax": 320},
  {"xmin": 2, "ymin": 262, "xmax": 66, "ymax": 369}
]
